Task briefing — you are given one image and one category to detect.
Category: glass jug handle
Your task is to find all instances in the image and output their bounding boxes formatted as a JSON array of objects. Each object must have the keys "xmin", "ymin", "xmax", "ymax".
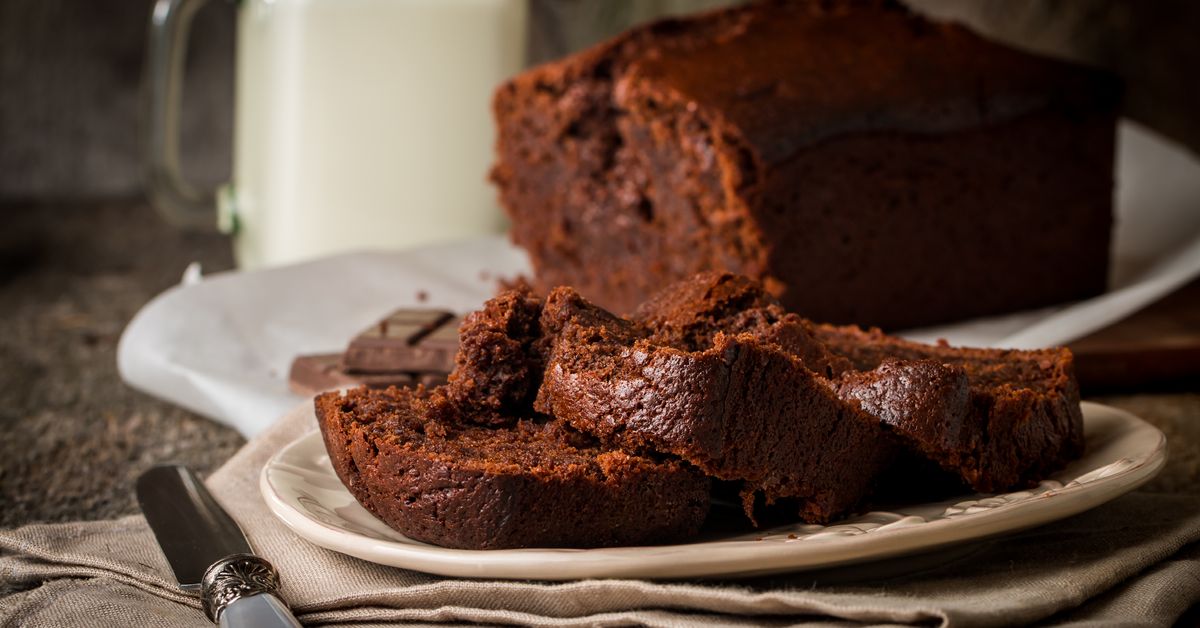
[{"xmin": 145, "ymin": 0, "xmax": 235, "ymax": 233}]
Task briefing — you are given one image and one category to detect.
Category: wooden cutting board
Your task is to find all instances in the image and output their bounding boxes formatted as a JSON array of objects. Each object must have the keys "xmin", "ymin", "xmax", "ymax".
[{"xmin": 1069, "ymin": 278, "xmax": 1200, "ymax": 392}]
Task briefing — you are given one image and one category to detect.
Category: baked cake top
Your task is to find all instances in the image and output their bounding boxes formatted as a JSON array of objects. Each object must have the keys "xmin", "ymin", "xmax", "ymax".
[{"xmin": 509, "ymin": 0, "xmax": 1120, "ymax": 165}]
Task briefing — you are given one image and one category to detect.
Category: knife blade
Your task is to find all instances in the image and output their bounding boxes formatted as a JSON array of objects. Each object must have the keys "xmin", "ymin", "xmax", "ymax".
[{"xmin": 137, "ymin": 465, "xmax": 302, "ymax": 627}]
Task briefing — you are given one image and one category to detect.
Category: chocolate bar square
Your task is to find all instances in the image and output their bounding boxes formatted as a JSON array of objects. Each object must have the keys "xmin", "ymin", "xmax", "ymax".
[
  {"xmin": 287, "ymin": 354, "xmax": 415, "ymax": 397},
  {"xmin": 343, "ymin": 309, "xmax": 462, "ymax": 374}
]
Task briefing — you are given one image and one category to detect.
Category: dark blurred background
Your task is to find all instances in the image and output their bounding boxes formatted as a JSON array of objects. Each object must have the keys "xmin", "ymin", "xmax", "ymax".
[
  {"xmin": 1, "ymin": 0, "xmax": 235, "ymax": 199},
  {"xmin": 3, "ymin": 0, "xmax": 1200, "ymax": 202}
]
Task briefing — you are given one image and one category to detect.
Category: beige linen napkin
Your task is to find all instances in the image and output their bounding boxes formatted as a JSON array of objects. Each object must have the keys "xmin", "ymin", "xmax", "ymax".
[{"xmin": 2, "ymin": 406, "xmax": 1199, "ymax": 628}]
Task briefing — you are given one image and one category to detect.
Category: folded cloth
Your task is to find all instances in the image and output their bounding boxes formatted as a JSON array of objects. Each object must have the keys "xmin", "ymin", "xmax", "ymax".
[{"xmin": 2, "ymin": 406, "xmax": 1199, "ymax": 628}]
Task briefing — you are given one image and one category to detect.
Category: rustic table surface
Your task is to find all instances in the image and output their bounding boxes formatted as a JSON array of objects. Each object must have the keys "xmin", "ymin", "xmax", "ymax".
[
  {"xmin": 1, "ymin": 200, "xmax": 1197, "ymax": 548},
  {"xmin": 1, "ymin": 200, "xmax": 243, "ymax": 527}
]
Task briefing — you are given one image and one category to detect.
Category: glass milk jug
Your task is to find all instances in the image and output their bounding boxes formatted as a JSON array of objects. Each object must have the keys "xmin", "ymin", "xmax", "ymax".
[{"xmin": 147, "ymin": 0, "xmax": 528, "ymax": 269}]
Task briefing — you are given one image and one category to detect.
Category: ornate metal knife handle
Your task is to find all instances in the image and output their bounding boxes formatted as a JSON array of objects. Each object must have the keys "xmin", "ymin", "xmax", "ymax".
[{"xmin": 201, "ymin": 553, "xmax": 283, "ymax": 622}]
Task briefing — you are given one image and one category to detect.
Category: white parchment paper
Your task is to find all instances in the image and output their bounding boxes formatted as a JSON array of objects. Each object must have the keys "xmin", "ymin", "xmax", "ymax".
[{"xmin": 118, "ymin": 122, "xmax": 1200, "ymax": 436}]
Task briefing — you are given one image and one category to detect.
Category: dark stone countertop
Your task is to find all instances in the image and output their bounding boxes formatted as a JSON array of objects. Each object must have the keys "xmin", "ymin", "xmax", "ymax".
[
  {"xmin": 0, "ymin": 199, "xmax": 243, "ymax": 527},
  {"xmin": 1, "ymin": 199, "xmax": 1197, "ymax": 532}
]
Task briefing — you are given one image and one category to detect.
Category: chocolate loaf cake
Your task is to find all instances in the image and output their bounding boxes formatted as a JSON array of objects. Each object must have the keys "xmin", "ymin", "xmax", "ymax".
[
  {"xmin": 316, "ymin": 386, "xmax": 710, "ymax": 549},
  {"xmin": 492, "ymin": 0, "xmax": 1119, "ymax": 328}
]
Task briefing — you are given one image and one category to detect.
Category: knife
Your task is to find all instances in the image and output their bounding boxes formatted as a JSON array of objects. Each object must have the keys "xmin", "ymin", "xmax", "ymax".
[{"xmin": 136, "ymin": 465, "xmax": 303, "ymax": 627}]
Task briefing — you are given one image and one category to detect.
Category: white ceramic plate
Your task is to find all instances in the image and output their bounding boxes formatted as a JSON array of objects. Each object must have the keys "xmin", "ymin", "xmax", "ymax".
[{"xmin": 261, "ymin": 401, "xmax": 1165, "ymax": 580}]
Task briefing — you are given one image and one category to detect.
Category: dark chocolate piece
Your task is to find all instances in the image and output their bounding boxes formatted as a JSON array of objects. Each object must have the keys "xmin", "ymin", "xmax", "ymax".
[
  {"xmin": 290, "ymin": 308, "xmax": 460, "ymax": 397},
  {"xmin": 418, "ymin": 315, "xmax": 462, "ymax": 369},
  {"xmin": 343, "ymin": 310, "xmax": 460, "ymax": 373},
  {"xmin": 288, "ymin": 354, "xmax": 415, "ymax": 397}
]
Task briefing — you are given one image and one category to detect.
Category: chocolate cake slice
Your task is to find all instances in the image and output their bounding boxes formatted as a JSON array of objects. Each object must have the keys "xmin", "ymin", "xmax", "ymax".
[
  {"xmin": 316, "ymin": 386, "xmax": 709, "ymax": 549},
  {"xmin": 635, "ymin": 271, "xmax": 1084, "ymax": 493},
  {"xmin": 816, "ymin": 324, "xmax": 1086, "ymax": 492},
  {"xmin": 628, "ymin": 273, "xmax": 1080, "ymax": 497},
  {"xmin": 502, "ymin": 286, "xmax": 898, "ymax": 524},
  {"xmin": 492, "ymin": 0, "xmax": 1118, "ymax": 328}
]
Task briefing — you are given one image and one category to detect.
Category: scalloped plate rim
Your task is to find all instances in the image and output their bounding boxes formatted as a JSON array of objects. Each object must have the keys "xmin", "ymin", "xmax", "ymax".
[{"xmin": 260, "ymin": 401, "xmax": 1166, "ymax": 580}]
